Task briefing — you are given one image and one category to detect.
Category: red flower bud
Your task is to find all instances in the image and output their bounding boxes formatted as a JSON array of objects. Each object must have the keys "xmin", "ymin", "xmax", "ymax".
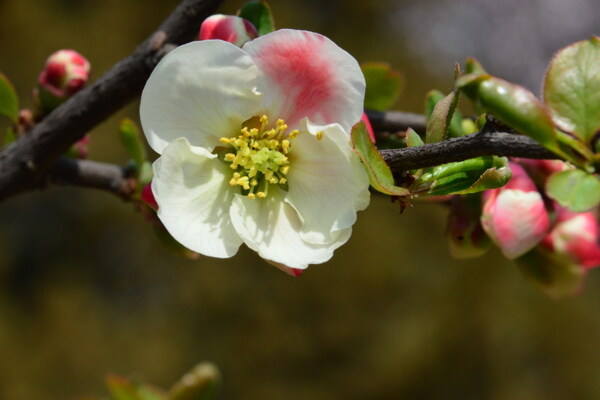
[{"xmin": 199, "ymin": 14, "xmax": 258, "ymax": 47}]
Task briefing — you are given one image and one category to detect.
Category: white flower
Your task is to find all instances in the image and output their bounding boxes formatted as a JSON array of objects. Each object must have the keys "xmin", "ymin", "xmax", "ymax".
[{"xmin": 140, "ymin": 29, "xmax": 370, "ymax": 270}]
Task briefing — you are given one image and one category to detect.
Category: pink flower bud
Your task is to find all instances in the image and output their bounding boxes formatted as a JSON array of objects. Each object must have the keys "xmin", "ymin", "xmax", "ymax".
[
  {"xmin": 141, "ymin": 182, "xmax": 159, "ymax": 211},
  {"xmin": 38, "ymin": 49, "xmax": 90, "ymax": 98},
  {"xmin": 481, "ymin": 162, "xmax": 550, "ymax": 259},
  {"xmin": 199, "ymin": 14, "xmax": 258, "ymax": 47},
  {"xmin": 361, "ymin": 112, "xmax": 376, "ymax": 143},
  {"xmin": 542, "ymin": 207, "xmax": 600, "ymax": 269},
  {"xmin": 446, "ymin": 195, "xmax": 491, "ymax": 258}
]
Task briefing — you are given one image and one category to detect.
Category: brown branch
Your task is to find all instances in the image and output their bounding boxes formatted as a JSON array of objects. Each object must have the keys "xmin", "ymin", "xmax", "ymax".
[
  {"xmin": 381, "ymin": 130, "xmax": 559, "ymax": 171},
  {"xmin": 365, "ymin": 109, "xmax": 427, "ymax": 134},
  {"xmin": 0, "ymin": 0, "xmax": 224, "ymax": 202},
  {"xmin": 47, "ymin": 157, "xmax": 136, "ymax": 200}
]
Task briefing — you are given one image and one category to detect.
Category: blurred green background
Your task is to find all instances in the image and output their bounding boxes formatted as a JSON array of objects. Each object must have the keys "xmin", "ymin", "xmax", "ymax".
[{"xmin": 1, "ymin": 1, "xmax": 600, "ymax": 399}]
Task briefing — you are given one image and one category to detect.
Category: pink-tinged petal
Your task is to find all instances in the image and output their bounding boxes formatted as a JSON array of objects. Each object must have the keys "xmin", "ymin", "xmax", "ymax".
[
  {"xmin": 199, "ymin": 14, "xmax": 258, "ymax": 47},
  {"xmin": 243, "ymin": 29, "xmax": 365, "ymax": 132},
  {"xmin": 361, "ymin": 112, "xmax": 376, "ymax": 143},
  {"xmin": 482, "ymin": 189, "xmax": 550, "ymax": 259}
]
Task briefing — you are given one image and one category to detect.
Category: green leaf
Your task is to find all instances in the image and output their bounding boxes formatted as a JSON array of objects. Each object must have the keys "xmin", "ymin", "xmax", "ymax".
[
  {"xmin": 405, "ymin": 127, "xmax": 424, "ymax": 147},
  {"xmin": 351, "ymin": 122, "xmax": 410, "ymax": 196},
  {"xmin": 424, "ymin": 90, "xmax": 444, "ymax": 120},
  {"xmin": 362, "ymin": 62, "xmax": 404, "ymax": 111},
  {"xmin": 119, "ymin": 118, "xmax": 147, "ymax": 170},
  {"xmin": 0, "ymin": 72, "xmax": 19, "ymax": 122},
  {"xmin": 464, "ymin": 57, "xmax": 487, "ymax": 75},
  {"xmin": 411, "ymin": 156, "xmax": 510, "ymax": 196},
  {"xmin": 425, "ymin": 90, "xmax": 460, "ymax": 143},
  {"xmin": 425, "ymin": 90, "xmax": 464, "ymax": 139},
  {"xmin": 238, "ymin": 1, "xmax": 275, "ymax": 36},
  {"xmin": 546, "ymin": 169, "xmax": 600, "ymax": 212},
  {"xmin": 544, "ymin": 36, "xmax": 600, "ymax": 144},
  {"xmin": 457, "ymin": 74, "xmax": 562, "ymax": 155},
  {"xmin": 169, "ymin": 363, "xmax": 221, "ymax": 400}
]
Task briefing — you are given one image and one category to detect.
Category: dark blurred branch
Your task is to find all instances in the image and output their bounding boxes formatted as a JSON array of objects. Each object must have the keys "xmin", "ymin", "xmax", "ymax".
[
  {"xmin": 0, "ymin": 0, "xmax": 223, "ymax": 202},
  {"xmin": 365, "ymin": 109, "xmax": 427, "ymax": 134},
  {"xmin": 381, "ymin": 130, "xmax": 559, "ymax": 171},
  {"xmin": 47, "ymin": 158, "xmax": 136, "ymax": 200}
]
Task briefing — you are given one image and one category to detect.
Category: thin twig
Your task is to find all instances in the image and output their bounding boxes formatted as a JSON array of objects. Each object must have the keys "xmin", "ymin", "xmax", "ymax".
[{"xmin": 47, "ymin": 157, "xmax": 136, "ymax": 200}]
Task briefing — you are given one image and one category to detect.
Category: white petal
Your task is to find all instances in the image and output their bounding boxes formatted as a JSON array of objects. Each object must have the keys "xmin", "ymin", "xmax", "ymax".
[
  {"xmin": 152, "ymin": 137, "xmax": 243, "ymax": 257},
  {"xmin": 243, "ymin": 29, "xmax": 365, "ymax": 132},
  {"xmin": 286, "ymin": 123, "xmax": 370, "ymax": 244},
  {"xmin": 229, "ymin": 186, "xmax": 352, "ymax": 269},
  {"xmin": 140, "ymin": 41, "xmax": 263, "ymax": 154}
]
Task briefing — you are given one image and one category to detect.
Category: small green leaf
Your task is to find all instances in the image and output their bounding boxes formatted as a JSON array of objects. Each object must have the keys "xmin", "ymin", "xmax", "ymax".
[
  {"xmin": 362, "ymin": 62, "xmax": 404, "ymax": 111},
  {"xmin": 424, "ymin": 90, "xmax": 444, "ymax": 120},
  {"xmin": 544, "ymin": 36, "xmax": 600, "ymax": 144},
  {"xmin": 0, "ymin": 72, "xmax": 19, "ymax": 122},
  {"xmin": 411, "ymin": 157, "xmax": 510, "ymax": 196},
  {"xmin": 453, "ymin": 160, "xmax": 511, "ymax": 195},
  {"xmin": 169, "ymin": 363, "xmax": 221, "ymax": 400},
  {"xmin": 425, "ymin": 90, "xmax": 460, "ymax": 143},
  {"xmin": 405, "ymin": 127, "xmax": 424, "ymax": 147},
  {"xmin": 464, "ymin": 57, "xmax": 487, "ymax": 75},
  {"xmin": 238, "ymin": 1, "xmax": 275, "ymax": 36},
  {"xmin": 546, "ymin": 169, "xmax": 600, "ymax": 212},
  {"xmin": 457, "ymin": 74, "xmax": 562, "ymax": 155},
  {"xmin": 119, "ymin": 118, "xmax": 147, "ymax": 169},
  {"xmin": 351, "ymin": 122, "xmax": 409, "ymax": 196}
]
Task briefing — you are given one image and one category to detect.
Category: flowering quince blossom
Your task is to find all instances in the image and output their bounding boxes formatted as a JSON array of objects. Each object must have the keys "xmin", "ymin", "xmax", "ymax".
[
  {"xmin": 140, "ymin": 29, "xmax": 370, "ymax": 270},
  {"xmin": 481, "ymin": 162, "xmax": 550, "ymax": 259}
]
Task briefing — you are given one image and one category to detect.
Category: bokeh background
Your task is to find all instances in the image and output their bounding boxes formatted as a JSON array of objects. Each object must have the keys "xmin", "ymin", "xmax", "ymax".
[{"xmin": 1, "ymin": 1, "xmax": 600, "ymax": 399}]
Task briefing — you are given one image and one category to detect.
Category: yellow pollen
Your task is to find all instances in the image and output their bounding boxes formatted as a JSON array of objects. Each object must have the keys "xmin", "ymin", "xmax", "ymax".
[
  {"xmin": 219, "ymin": 114, "xmax": 322, "ymax": 199},
  {"xmin": 316, "ymin": 131, "xmax": 324, "ymax": 140}
]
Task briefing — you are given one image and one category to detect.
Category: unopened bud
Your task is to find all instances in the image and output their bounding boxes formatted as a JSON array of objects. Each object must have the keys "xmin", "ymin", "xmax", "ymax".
[
  {"xmin": 481, "ymin": 162, "xmax": 550, "ymax": 259},
  {"xmin": 199, "ymin": 14, "xmax": 258, "ymax": 47},
  {"xmin": 37, "ymin": 49, "xmax": 90, "ymax": 112},
  {"xmin": 542, "ymin": 207, "xmax": 600, "ymax": 269}
]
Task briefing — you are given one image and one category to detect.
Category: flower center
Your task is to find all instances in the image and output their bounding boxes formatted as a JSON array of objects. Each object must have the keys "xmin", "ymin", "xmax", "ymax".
[{"xmin": 220, "ymin": 114, "xmax": 301, "ymax": 199}]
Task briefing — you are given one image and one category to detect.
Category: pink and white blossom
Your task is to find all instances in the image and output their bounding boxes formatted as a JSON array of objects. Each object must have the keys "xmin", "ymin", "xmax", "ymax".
[{"xmin": 140, "ymin": 29, "xmax": 369, "ymax": 270}]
